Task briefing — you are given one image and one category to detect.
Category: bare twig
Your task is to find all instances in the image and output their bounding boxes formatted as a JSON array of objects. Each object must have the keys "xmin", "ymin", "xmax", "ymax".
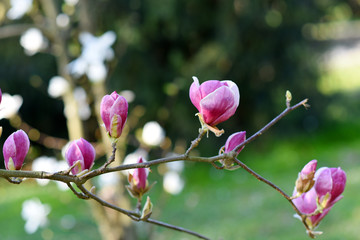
[
  {"xmin": 233, "ymin": 99, "xmax": 308, "ymax": 153},
  {"xmin": 185, "ymin": 128, "xmax": 207, "ymax": 156},
  {"xmin": 145, "ymin": 218, "xmax": 210, "ymax": 240}
]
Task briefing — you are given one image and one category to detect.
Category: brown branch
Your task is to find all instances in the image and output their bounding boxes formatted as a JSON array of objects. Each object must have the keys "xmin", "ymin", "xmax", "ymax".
[
  {"xmin": 77, "ymin": 184, "xmax": 210, "ymax": 239},
  {"xmin": 233, "ymin": 158, "xmax": 314, "ymax": 235},
  {"xmin": 145, "ymin": 218, "xmax": 210, "ymax": 240},
  {"xmin": 233, "ymin": 98, "xmax": 309, "ymax": 153}
]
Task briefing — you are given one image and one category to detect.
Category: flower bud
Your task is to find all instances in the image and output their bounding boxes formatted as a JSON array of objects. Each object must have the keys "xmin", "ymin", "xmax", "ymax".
[
  {"xmin": 65, "ymin": 138, "xmax": 95, "ymax": 175},
  {"xmin": 100, "ymin": 91, "xmax": 128, "ymax": 139},
  {"xmin": 141, "ymin": 196, "xmax": 153, "ymax": 220},
  {"xmin": 189, "ymin": 76, "xmax": 239, "ymax": 127},
  {"xmin": 219, "ymin": 131, "xmax": 246, "ymax": 169},
  {"xmin": 292, "ymin": 165, "xmax": 346, "ymax": 230},
  {"xmin": 126, "ymin": 157, "xmax": 150, "ymax": 199},
  {"xmin": 0, "ymin": 88, "xmax": 2, "ymax": 104},
  {"xmin": 224, "ymin": 131, "xmax": 246, "ymax": 154},
  {"xmin": 3, "ymin": 130, "xmax": 30, "ymax": 170},
  {"xmin": 294, "ymin": 160, "xmax": 317, "ymax": 196}
]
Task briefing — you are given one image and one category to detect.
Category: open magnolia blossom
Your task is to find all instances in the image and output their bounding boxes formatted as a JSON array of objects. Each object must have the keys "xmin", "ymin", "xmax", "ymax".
[
  {"xmin": 3, "ymin": 130, "xmax": 30, "ymax": 170},
  {"xmin": 189, "ymin": 76, "xmax": 239, "ymax": 136},
  {"xmin": 65, "ymin": 138, "xmax": 95, "ymax": 175},
  {"xmin": 292, "ymin": 161, "xmax": 346, "ymax": 231}
]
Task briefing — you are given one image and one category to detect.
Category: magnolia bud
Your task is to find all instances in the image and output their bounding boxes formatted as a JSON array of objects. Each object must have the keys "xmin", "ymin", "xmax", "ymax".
[
  {"xmin": 3, "ymin": 130, "xmax": 30, "ymax": 170},
  {"xmin": 126, "ymin": 157, "xmax": 151, "ymax": 199},
  {"xmin": 219, "ymin": 131, "xmax": 246, "ymax": 169},
  {"xmin": 65, "ymin": 138, "xmax": 95, "ymax": 175},
  {"xmin": 100, "ymin": 91, "xmax": 128, "ymax": 139},
  {"xmin": 141, "ymin": 196, "xmax": 153, "ymax": 220}
]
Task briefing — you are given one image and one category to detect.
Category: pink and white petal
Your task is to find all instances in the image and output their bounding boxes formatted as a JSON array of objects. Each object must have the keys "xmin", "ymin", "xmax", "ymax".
[
  {"xmin": 189, "ymin": 76, "xmax": 201, "ymax": 111},
  {"xmin": 199, "ymin": 86, "xmax": 235, "ymax": 125}
]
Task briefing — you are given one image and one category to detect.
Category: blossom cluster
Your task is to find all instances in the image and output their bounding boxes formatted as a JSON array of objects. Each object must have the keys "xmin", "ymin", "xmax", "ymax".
[
  {"xmin": 292, "ymin": 160, "xmax": 346, "ymax": 231},
  {"xmin": 0, "ymin": 77, "xmax": 347, "ymax": 236}
]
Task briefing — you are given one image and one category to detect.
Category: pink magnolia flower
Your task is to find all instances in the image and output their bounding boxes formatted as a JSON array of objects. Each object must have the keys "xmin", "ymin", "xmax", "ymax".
[
  {"xmin": 3, "ymin": 130, "xmax": 30, "ymax": 170},
  {"xmin": 0, "ymin": 88, "xmax": 2, "ymax": 104},
  {"xmin": 100, "ymin": 91, "xmax": 128, "ymax": 139},
  {"xmin": 65, "ymin": 138, "xmax": 95, "ymax": 175},
  {"xmin": 292, "ymin": 163, "xmax": 346, "ymax": 230},
  {"xmin": 127, "ymin": 157, "xmax": 150, "ymax": 199},
  {"xmin": 223, "ymin": 131, "xmax": 246, "ymax": 154},
  {"xmin": 189, "ymin": 76, "xmax": 240, "ymax": 126}
]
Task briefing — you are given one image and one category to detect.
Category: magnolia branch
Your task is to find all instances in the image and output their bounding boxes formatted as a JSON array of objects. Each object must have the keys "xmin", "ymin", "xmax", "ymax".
[{"xmin": 0, "ymin": 98, "xmax": 308, "ymax": 239}]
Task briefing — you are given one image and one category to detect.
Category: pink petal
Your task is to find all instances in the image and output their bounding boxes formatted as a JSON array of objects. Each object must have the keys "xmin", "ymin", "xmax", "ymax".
[
  {"xmin": 189, "ymin": 76, "xmax": 201, "ymax": 112},
  {"xmin": 200, "ymin": 86, "xmax": 235, "ymax": 125},
  {"xmin": 224, "ymin": 131, "xmax": 246, "ymax": 154},
  {"xmin": 315, "ymin": 167, "xmax": 333, "ymax": 197}
]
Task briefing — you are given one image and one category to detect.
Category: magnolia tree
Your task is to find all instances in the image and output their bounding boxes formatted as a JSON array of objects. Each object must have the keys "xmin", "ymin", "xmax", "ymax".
[
  {"xmin": 0, "ymin": 1, "xmax": 347, "ymax": 239},
  {"xmin": 0, "ymin": 80, "xmax": 346, "ymax": 239}
]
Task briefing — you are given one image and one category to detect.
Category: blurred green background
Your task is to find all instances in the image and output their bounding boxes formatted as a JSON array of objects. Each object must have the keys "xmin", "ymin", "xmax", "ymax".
[{"xmin": 0, "ymin": 0, "xmax": 359, "ymax": 239}]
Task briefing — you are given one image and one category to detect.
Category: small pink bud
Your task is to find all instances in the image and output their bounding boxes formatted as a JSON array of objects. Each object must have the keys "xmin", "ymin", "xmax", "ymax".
[
  {"xmin": 218, "ymin": 131, "xmax": 246, "ymax": 169},
  {"xmin": 224, "ymin": 131, "xmax": 246, "ymax": 154},
  {"xmin": 0, "ymin": 88, "xmax": 2, "ymax": 104},
  {"xmin": 65, "ymin": 138, "xmax": 95, "ymax": 175},
  {"xmin": 295, "ymin": 160, "xmax": 317, "ymax": 196},
  {"xmin": 100, "ymin": 91, "xmax": 128, "ymax": 139},
  {"xmin": 132, "ymin": 157, "xmax": 148, "ymax": 190},
  {"xmin": 126, "ymin": 157, "xmax": 150, "ymax": 199},
  {"xmin": 3, "ymin": 130, "xmax": 30, "ymax": 170},
  {"xmin": 189, "ymin": 76, "xmax": 239, "ymax": 126}
]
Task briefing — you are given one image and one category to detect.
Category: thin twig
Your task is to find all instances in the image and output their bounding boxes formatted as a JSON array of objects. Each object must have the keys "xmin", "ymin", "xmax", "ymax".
[
  {"xmin": 145, "ymin": 218, "xmax": 210, "ymax": 240},
  {"xmin": 67, "ymin": 183, "xmax": 89, "ymax": 199},
  {"xmin": 185, "ymin": 129, "xmax": 207, "ymax": 156},
  {"xmin": 233, "ymin": 158, "xmax": 313, "ymax": 234},
  {"xmin": 77, "ymin": 184, "xmax": 139, "ymax": 219},
  {"xmin": 233, "ymin": 99, "xmax": 308, "ymax": 153}
]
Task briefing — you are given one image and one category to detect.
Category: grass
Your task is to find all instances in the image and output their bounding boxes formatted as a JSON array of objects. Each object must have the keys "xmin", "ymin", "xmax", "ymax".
[{"xmin": 0, "ymin": 122, "xmax": 359, "ymax": 240}]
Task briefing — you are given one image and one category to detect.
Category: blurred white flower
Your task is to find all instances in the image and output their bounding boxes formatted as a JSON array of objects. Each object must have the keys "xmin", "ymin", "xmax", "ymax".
[
  {"xmin": 86, "ymin": 63, "xmax": 107, "ymax": 82},
  {"xmin": 21, "ymin": 198, "xmax": 51, "ymax": 234},
  {"xmin": 0, "ymin": 93, "xmax": 23, "ymax": 120},
  {"xmin": 122, "ymin": 148, "xmax": 148, "ymax": 175},
  {"xmin": 55, "ymin": 161, "xmax": 70, "ymax": 191},
  {"xmin": 97, "ymin": 172, "xmax": 120, "ymax": 188},
  {"xmin": 48, "ymin": 76, "xmax": 70, "ymax": 98},
  {"xmin": 142, "ymin": 121, "xmax": 165, "ymax": 146},
  {"xmin": 32, "ymin": 157, "xmax": 69, "ymax": 191},
  {"xmin": 32, "ymin": 156, "xmax": 58, "ymax": 186},
  {"xmin": 56, "ymin": 14, "xmax": 70, "ymax": 28},
  {"xmin": 6, "ymin": 0, "xmax": 33, "ymax": 20},
  {"xmin": 20, "ymin": 28, "xmax": 47, "ymax": 55},
  {"xmin": 163, "ymin": 171, "xmax": 184, "ymax": 195},
  {"xmin": 67, "ymin": 31, "xmax": 116, "ymax": 82},
  {"xmin": 119, "ymin": 90, "xmax": 135, "ymax": 103},
  {"xmin": 73, "ymin": 87, "xmax": 91, "ymax": 120},
  {"xmin": 166, "ymin": 158, "xmax": 184, "ymax": 173},
  {"xmin": 64, "ymin": 0, "xmax": 79, "ymax": 6}
]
